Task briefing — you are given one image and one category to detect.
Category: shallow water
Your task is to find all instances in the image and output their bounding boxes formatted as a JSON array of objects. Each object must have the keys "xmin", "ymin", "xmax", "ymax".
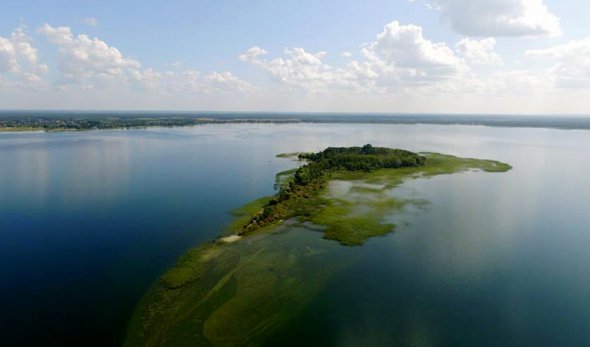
[{"xmin": 1, "ymin": 124, "xmax": 590, "ymax": 346}]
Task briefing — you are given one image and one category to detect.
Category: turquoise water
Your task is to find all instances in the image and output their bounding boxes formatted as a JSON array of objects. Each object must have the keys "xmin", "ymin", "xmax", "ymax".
[{"xmin": 1, "ymin": 124, "xmax": 590, "ymax": 346}]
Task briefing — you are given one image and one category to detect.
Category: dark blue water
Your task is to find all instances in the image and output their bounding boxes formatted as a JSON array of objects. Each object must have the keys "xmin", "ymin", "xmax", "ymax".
[
  {"xmin": 0, "ymin": 126, "xmax": 298, "ymax": 346},
  {"xmin": 1, "ymin": 124, "xmax": 590, "ymax": 346}
]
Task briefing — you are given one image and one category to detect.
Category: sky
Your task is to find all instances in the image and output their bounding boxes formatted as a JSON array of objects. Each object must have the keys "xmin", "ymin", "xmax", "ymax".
[{"xmin": 1, "ymin": 0, "xmax": 590, "ymax": 114}]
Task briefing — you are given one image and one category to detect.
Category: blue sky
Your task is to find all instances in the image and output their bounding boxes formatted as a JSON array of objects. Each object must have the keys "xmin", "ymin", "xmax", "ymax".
[{"xmin": 1, "ymin": 0, "xmax": 590, "ymax": 113}]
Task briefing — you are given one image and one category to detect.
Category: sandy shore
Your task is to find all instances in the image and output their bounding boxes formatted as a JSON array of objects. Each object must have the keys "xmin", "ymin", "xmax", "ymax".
[{"xmin": 220, "ymin": 235, "xmax": 242, "ymax": 243}]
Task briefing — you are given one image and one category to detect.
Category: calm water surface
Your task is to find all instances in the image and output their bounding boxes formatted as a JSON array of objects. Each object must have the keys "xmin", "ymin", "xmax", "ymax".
[{"xmin": 1, "ymin": 124, "xmax": 590, "ymax": 346}]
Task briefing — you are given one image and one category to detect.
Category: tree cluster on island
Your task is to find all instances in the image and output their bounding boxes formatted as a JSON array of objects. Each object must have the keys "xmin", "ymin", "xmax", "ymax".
[{"xmin": 240, "ymin": 144, "xmax": 426, "ymax": 235}]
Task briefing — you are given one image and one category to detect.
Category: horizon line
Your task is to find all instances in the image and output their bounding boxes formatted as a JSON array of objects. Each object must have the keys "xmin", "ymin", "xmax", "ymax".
[{"xmin": 1, "ymin": 109, "xmax": 590, "ymax": 118}]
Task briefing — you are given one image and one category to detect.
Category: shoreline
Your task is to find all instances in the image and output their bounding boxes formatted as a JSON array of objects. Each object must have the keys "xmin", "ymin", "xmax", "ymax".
[{"xmin": 3, "ymin": 115, "xmax": 590, "ymax": 132}]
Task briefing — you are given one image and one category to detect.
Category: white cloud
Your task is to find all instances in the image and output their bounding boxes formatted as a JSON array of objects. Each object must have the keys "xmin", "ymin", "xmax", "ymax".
[
  {"xmin": 238, "ymin": 46, "xmax": 268, "ymax": 62},
  {"xmin": 0, "ymin": 25, "xmax": 48, "ymax": 86},
  {"xmin": 38, "ymin": 24, "xmax": 252, "ymax": 94},
  {"xmin": 361, "ymin": 21, "xmax": 467, "ymax": 84},
  {"xmin": 240, "ymin": 46, "xmax": 337, "ymax": 90},
  {"xmin": 239, "ymin": 20, "xmax": 563, "ymax": 104},
  {"xmin": 83, "ymin": 17, "xmax": 99, "ymax": 27},
  {"xmin": 456, "ymin": 38, "xmax": 502, "ymax": 65},
  {"xmin": 137, "ymin": 68, "xmax": 252, "ymax": 94},
  {"xmin": 202, "ymin": 71, "xmax": 252, "ymax": 93},
  {"xmin": 527, "ymin": 39, "xmax": 590, "ymax": 88},
  {"xmin": 38, "ymin": 23, "xmax": 141, "ymax": 88},
  {"xmin": 241, "ymin": 21, "xmax": 468, "ymax": 93},
  {"xmin": 3, "ymin": 16, "xmax": 587, "ymax": 113},
  {"xmin": 434, "ymin": 0, "xmax": 561, "ymax": 37}
]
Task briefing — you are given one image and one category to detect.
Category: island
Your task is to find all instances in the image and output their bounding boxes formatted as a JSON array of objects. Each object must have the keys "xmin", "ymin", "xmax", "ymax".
[{"xmin": 124, "ymin": 146, "xmax": 511, "ymax": 347}]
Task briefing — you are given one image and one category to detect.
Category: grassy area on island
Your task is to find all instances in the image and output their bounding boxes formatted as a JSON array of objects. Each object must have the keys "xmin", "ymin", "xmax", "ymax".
[{"xmin": 124, "ymin": 146, "xmax": 511, "ymax": 347}]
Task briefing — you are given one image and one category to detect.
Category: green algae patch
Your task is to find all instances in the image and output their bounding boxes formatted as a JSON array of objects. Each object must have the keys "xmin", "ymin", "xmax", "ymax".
[
  {"xmin": 315, "ymin": 210, "xmax": 395, "ymax": 246},
  {"xmin": 124, "ymin": 228, "xmax": 350, "ymax": 347},
  {"xmin": 125, "ymin": 148, "xmax": 512, "ymax": 346},
  {"xmin": 159, "ymin": 243, "xmax": 229, "ymax": 289},
  {"xmin": 308, "ymin": 183, "xmax": 403, "ymax": 246}
]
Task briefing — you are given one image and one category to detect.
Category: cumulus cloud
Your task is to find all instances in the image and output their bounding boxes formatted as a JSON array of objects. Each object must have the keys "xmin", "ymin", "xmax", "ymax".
[
  {"xmin": 38, "ymin": 23, "xmax": 141, "ymax": 88},
  {"xmin": 241, "ymin": 21, "xmax": 468, "ymax": 93},
  {"xmin": 137, "ymin": 68, "xmax": 253, "ymax": 94},
  {"xmin": 203, "ymin": 71, "xmax": 252, "ymax": 93},
  {"xmin": 240, "ymin": 47, "xmax": 328, "ymax": 80},
  {"xmin": 434, "ymin": 0, "xmax": 561, "ymax": 37},
  {"xmin": 0, "ymin": 25, "xmax": 48, "ymax": 85},
  {"xmin": 527, "ymin": 39, "xmax": 590, "ymax": 88},
  {"xmin": 37, "ymin": 24, "xmax": 252, "ymax": 93},
  {"xmin": 456, "ymin": 38, "xmax": 502, "ymax": 65},
  {"xmin": 241, "ymin": 46, "xmax": 383, "ymax": 93},
  {"xmin": 238, "ymin": 20, "xmax": 565, "ymax": 103},
  {"xmin": 238, "ymin": 46, "xmax": 268, "ymax": 62},
  {"xmin": 3, "ymin": 17, "xmax": 580, "ymax": 112},
  {"xmin": 240, "ymin": 46, "xmax": 334, "ymax": 90},
  {"xmin": 361, "ymin": 21, "xmax": 467, "ymax": 84}
]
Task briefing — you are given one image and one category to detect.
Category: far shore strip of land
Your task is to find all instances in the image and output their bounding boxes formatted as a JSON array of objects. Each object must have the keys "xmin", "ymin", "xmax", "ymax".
[{"xmin": 2, "ymin": 113, "xmax": 590, "ymax": 132}]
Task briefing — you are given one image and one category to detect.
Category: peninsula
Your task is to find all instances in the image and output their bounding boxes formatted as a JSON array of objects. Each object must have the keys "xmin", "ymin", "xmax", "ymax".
[{"xmin": 124, "ymin": 146, "xmax": 511, "ymax": 346}]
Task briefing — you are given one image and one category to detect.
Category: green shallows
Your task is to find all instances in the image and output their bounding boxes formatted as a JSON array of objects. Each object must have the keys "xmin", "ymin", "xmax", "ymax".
[{"xmin": 124, "ymin": 151, "xmax": 511, "ymax": 346}]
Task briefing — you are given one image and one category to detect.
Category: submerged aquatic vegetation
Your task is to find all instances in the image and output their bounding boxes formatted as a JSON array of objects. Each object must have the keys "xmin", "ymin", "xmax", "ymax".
[
  {"xmin": 125, "ymin": 147, "xmax": 511, "ymax": 346},
  {"xmin": 125, "ymin": 228, "xmax": 350, "ymax": 347}
]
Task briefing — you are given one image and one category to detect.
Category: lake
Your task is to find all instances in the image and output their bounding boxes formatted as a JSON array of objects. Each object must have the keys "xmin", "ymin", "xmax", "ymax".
[{"xmin": 1, "ymin": 123, "xmax": 590, "ymax": 346}]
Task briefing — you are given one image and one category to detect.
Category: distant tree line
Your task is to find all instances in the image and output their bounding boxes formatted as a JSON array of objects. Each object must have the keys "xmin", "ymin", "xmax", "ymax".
[{"xmin": 0, "ymin": 116, "xmax": 298, "ymax": 131}]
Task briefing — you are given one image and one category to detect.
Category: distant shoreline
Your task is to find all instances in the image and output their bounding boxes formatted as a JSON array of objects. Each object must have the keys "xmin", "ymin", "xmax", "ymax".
[{"xmin": 2, "ymin": 113, "xmax": 590, "ymax": 132}]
